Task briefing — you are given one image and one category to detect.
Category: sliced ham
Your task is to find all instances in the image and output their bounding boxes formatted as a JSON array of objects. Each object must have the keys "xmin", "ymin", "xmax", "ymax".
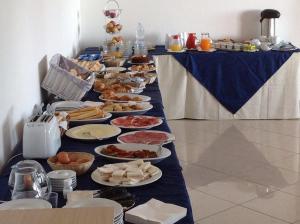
[{"xmin": 119, "ymin": 131, "xmax": 169, "ymax": 145}]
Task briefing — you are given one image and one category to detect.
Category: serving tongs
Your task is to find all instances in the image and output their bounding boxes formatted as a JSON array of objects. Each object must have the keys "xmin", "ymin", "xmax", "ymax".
[{"xmin": 92, "ymin": 187, "xmax": 135, "ymax": 210}]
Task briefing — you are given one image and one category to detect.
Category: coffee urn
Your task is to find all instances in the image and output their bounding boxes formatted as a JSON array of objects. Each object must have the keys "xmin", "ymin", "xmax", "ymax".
[{"xmin": 260, "ymin": 9, "xmax": 281, "ymax": 39}]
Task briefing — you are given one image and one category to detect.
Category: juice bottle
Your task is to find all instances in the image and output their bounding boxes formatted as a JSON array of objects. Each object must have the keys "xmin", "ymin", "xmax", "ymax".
[{"xmin": 186, "ymin": 33, "xmax": 197, "ymax": 49}]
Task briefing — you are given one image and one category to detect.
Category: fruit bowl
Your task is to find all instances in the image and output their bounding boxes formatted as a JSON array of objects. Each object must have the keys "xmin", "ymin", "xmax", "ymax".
[
  {"xmin": 104, "ymin": 21, "xmax": 122, "ymax": 34},
  {"xmin": 47, "ymin": 152, "xmax": 95, "ymax": 176},
  {"xmin": 103, "ymin": 9, "xmax": 122, "ymax": 19}
]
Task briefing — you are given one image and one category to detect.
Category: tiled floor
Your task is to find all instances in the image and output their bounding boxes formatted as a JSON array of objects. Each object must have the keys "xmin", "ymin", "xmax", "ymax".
[{"xmin": 168, "ymin": 119, "xmax": 300, "ymax": 224}]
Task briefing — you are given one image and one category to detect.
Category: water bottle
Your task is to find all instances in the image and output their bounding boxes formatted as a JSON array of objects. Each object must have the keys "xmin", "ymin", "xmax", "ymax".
[
  {"xmin": 136, "ymin": 22, "xmax": 145, "ymax": 44},
  {"xmin": 135, "ymin": 22, "xmax": 147, "ymax": 55}
]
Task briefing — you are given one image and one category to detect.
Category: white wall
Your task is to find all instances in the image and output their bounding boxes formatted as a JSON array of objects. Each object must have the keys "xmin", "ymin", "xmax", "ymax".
[
  {"xmin": 80, "ymin": 0, "xmax": 300, "ymax": 49},
  {"xmin": 0, "ymin": 0, "xmax": 81, "ymax": 168}
]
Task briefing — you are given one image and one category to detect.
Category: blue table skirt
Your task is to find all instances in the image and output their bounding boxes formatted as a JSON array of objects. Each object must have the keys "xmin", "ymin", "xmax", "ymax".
[
  {"xmin": 0, "ymin": 81, "xmax": 194, "ymax": 224},
  {"xmin": 150, "ymin": 46, "xmax": 299, "ymax": 114}
]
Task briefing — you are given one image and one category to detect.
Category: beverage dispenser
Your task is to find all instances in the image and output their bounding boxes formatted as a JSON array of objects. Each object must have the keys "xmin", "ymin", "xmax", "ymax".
[{"xmin": 260, "ymin": 9, "xmax": 280, "ymax": 40}]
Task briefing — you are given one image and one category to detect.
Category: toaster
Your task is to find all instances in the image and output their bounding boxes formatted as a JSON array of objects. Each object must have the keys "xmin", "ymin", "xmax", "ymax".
[{"xmin": 23, "ymin": 114, "xmax": 61, "ymax": 159}]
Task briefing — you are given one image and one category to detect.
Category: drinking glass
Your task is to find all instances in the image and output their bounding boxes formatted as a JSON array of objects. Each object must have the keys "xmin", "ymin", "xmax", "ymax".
[
  {"xmin": 134, "ymin": 43, "xmax": 148, "ymax": 56},
  {"xmin": 11, "ymin": 167, "xmax": 43, "ymax": 200},
  {"xmin": 43, "ymin": 192, "xmax": 58, "ymax": 208},
  {"xmin": 123, "ymin": 41, "xmax": 133, "ymax": 58},
  {"xmin": 8, "ymin": 160, "xmax": 51, "ymax": 195}
]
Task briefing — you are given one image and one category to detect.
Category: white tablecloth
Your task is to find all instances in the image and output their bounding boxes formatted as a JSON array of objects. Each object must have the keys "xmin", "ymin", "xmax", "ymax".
[{"xmin": 154, "ymin": 53, "xmax": 300, "ymax": 120}]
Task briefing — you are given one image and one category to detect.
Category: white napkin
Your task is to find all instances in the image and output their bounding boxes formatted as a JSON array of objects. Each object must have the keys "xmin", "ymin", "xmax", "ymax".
[
  {"xmin": 66, "ymin": 191, "xmax": 94, "ymax": 205},
  {"xmin": 125, "ymin": 199, "xmax": 187, "ymax": 224}
]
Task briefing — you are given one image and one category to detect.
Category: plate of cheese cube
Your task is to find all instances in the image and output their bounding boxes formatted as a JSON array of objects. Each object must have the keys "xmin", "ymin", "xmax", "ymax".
[{"xmin": 91, "ymin": 160, "xmax": 162, "ymax": 187}]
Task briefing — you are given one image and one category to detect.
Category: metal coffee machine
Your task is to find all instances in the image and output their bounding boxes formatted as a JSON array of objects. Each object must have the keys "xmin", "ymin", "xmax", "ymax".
[{"xmin": 260, "ymin": 9, "xmax": 281, "ymax": 43}]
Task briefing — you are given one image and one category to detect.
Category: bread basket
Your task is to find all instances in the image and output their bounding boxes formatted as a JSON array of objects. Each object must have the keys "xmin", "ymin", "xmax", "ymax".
[{"xmin": 47, "ymin": 152, "xmax": 95, "ymax": 176}]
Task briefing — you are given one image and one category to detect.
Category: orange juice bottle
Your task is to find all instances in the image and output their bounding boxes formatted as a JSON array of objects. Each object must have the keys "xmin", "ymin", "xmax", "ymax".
[{"xmin": 200, "ymin": 33, "xmax": 212, "ymax": 51}]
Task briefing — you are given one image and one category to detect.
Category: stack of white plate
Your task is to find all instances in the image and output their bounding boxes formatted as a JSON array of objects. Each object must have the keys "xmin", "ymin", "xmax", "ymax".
[
  {"xmin": 0, "ymin": 199, "xmax": 52, "ymax": 210},
  {"xmin": 47, "ymin": 170, "xmax": 77, "ymax": 192},
  {"xmin": 65, "ymin": 198, "xmax": 123, "ymax": 224}
]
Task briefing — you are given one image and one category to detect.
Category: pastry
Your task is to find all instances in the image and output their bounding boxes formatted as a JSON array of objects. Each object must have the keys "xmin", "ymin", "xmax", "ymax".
[{"xmin": 131, "ymin": 55, "xmax": 150, "ymax": 64}]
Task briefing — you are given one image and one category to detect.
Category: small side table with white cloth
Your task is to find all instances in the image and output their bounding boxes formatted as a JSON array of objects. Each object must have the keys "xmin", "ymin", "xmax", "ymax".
[{"xmin": 153, "ymin": 48, "xmax": 300, "ymax": 120}]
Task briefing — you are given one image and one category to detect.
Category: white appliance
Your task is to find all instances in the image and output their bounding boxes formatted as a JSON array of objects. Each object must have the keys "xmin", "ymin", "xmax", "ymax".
[{"xmin": 23, "ymin": 114, "xmax": 61, "ymax": 159}]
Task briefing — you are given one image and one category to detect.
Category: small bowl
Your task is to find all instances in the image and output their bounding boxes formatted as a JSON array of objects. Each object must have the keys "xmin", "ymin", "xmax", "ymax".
[{"xmin": 47, "ymin": 152, "xmax": 95, "ymax": 176}]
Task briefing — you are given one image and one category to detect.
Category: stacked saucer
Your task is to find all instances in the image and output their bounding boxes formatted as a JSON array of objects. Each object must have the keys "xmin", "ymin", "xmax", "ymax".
[
  {"xmin": 65, "ymin": 198, "xmax": 123, "ymax": 224},
  {"xmin": 47, "ymin": 170, "xmax": 77, "ymax": 192}
]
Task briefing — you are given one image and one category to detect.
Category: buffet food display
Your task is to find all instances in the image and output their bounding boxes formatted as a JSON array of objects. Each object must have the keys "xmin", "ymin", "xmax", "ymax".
[
  {"xmin": 129, "ymin": 64, "xmax": 156, "ymax": 73},
  {"xmin": 100, "ymin": 145, "xmax": 158, "ymax": 158},
  {"xmin": 95, "ymin": 143, "xmax": 171, "ymax": 163},
  {"xmin": 117, "ymin": 130, "xmax": 175, "ymax": 145},
  {"xmin": 111, "ymin": 115, "xmax": 162, "ymax": 129},
  {"xmin": 72, "ymin": 60, "xmax": 105, "ymax": 72},
  {"xmin": 100, "ymin": 92, "xmax": 150, "ymax": 103},
  {"xmin": 47, "ymin": 152, "xmax": 95, "ymax": 175},
  {"xmin": 67, "ymin": 106, "xmax": 108, "ymax": 121},
  {"xmin": 92, "ymin": 160, "xmax": 162, "ymax": 187},
  {"xmin": 94, "ymin": 79, "xmax": 135, "ymax": 93}
]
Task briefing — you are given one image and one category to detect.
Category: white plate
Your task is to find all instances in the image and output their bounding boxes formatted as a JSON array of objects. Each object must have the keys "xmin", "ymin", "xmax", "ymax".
[
  {"xmin": 47, "ymin": 170, "xmax": 76, "ymax": 180},
  {"xmin": 52, "ymin": 101, "xmax": 104, "ymax": 111},
  {"xmin": 167, "ymin": 49, "xmax": 186, "ymax": 53},
  {"xmin": 94, "ymin": 143, "xmax": 171, "ymax": 163},
  {"xmin": 197, "ymin": 48, "xmax": 216, "ymax": 52},
  {"xmin": 64, "ymin": 198, "xmax": 123, "ymax": 219},
  {"xmin": 70, "ymin": 112, "xmax": 112, "ymax": 124},
  {"xmin": 105, "ymin": 103, "xmax": 153, "ymax": 116},
  {"xmin": 131, "ymin": 88, "xmax": 144, "ymax": 94},
  {"xmin": 117, "ymin": 130, "xmax": 175, "ymax": 145},
  {"xmin": 99, "ymin": 93, "xmax": 151, "ymax": 103},
  {"xmin": 93, "ymin": 87, "xmax": 144, "ymax": 95},
  {"xmin": 91, "ymin": 166, "xmax": 162, "ymax": 187},
  {"xmin": 51, "ymin": 178, "xmax": 76, "ymax": 184},
  {"xmin": 105, "ymin": 67, "xmax": 127, "ymax": 73},
  {"xmin": 0, "ymin": 199, "xmax": 52, "ymax": 210},
  {"xmin": 127, "ymin": 60, "xmax": 154, "ymax": 65},
  {"xmin": 128, "ymin": 67, "xmax": 156, "ymax": 73},
  {"xmin": 110, "ymin": 115, "xmax": 163, "ymax": 130},
  {"xmin": 66, "ymin": 124, "xmax": 121, "ymax": 141}
]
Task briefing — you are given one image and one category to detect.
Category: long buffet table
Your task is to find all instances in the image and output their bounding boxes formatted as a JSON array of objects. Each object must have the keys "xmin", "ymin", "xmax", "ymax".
[
  {"xmin": 151, "ymin": 46, "xmax": 300, "ymax": 120},
  {"xmin": 0, "ymin": 76, "xmax": 194, "ymax": 223}
]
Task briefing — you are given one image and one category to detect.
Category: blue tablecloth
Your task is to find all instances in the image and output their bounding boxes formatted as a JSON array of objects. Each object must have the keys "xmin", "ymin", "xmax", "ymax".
[
  {"xmin": 0, "ymin": 80, "xmax": 194, "ymax": 224},
  {"xmin": 150, "ymin": 46, "xmax": 299, "ymax": 114}
]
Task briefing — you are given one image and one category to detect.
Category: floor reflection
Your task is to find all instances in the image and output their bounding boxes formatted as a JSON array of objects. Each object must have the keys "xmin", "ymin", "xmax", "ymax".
[{"xmin": 180, "ymin": 124, "xmax": 298, "ymax": 196}]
